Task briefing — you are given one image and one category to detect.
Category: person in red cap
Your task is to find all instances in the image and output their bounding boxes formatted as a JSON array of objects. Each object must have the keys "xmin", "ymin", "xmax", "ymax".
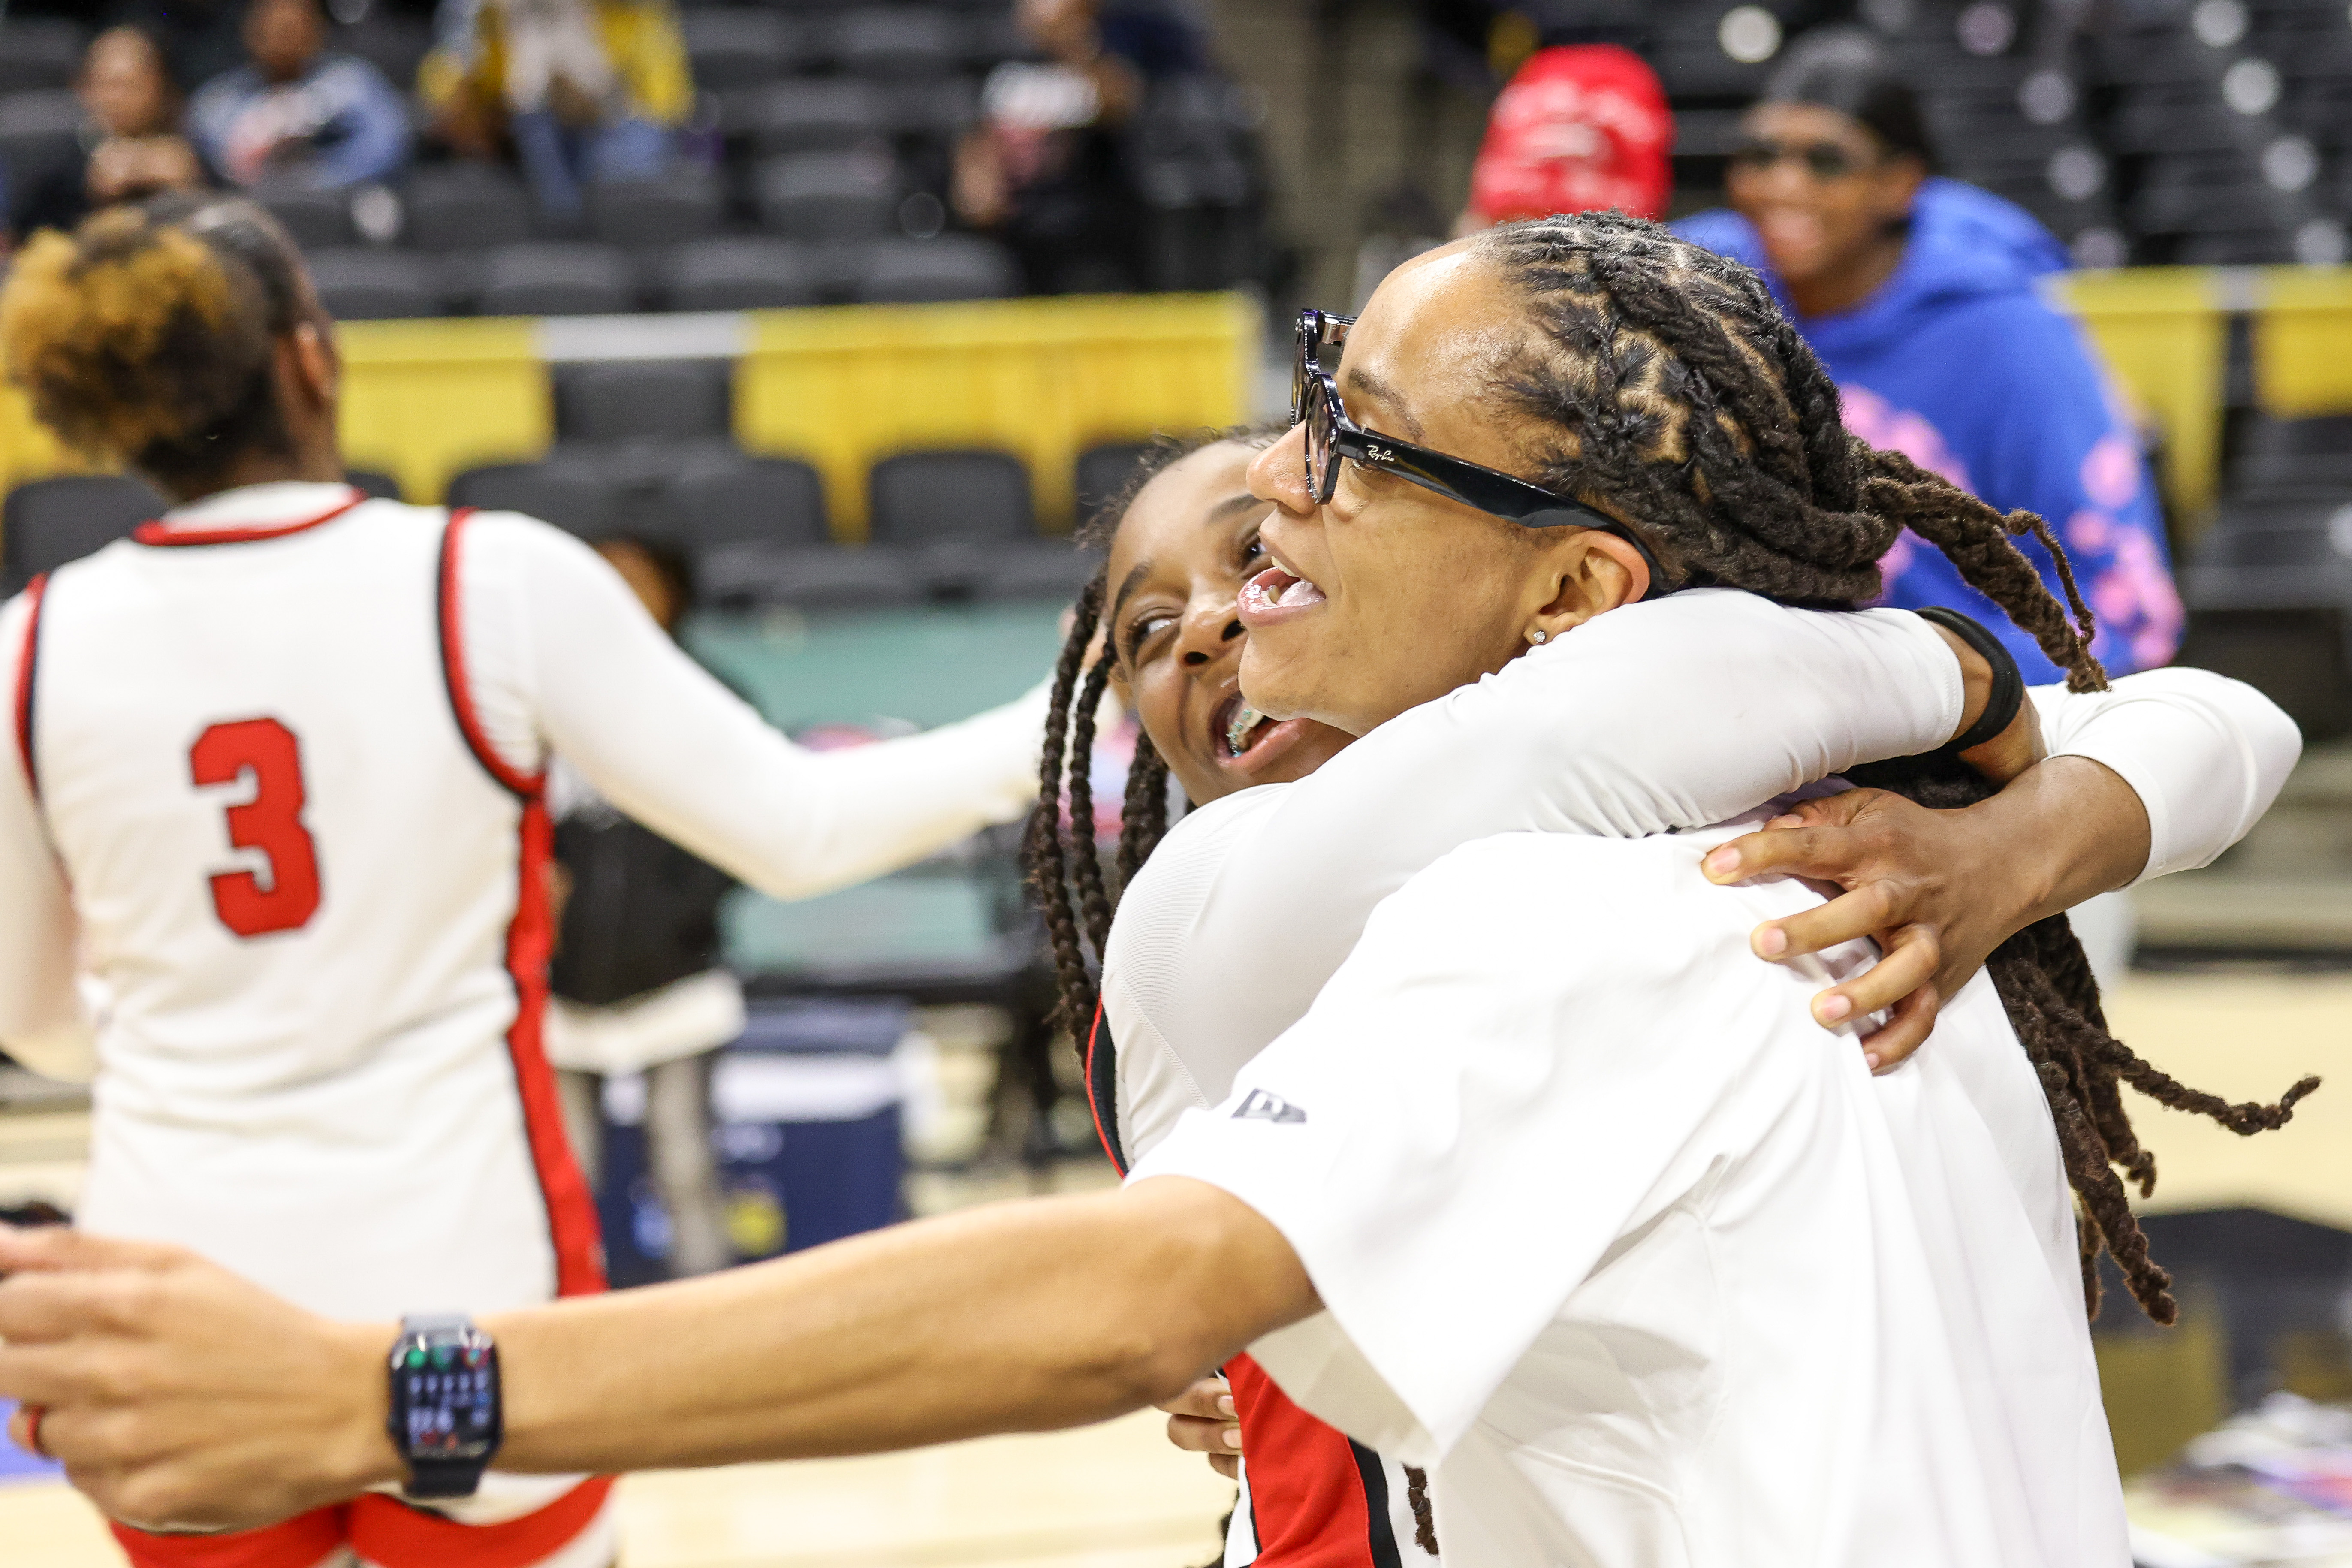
[{"xmin": 1459, "ymin": 44, "xmax": 1674, "ymax": 232}]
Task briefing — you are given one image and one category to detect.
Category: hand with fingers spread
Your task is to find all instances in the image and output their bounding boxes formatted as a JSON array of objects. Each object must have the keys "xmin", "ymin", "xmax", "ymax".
[
  {"xmin": 0, "ymin": 1224, "xmax": 397, "ymax": 1532},
  {"xmin": 1702, "ymin": 752, "xmax": 2153, "ymax": 1074},
  {"xmin": 1157, "ymin": 1374, "xmax": 1242, "ymax": 1479}
]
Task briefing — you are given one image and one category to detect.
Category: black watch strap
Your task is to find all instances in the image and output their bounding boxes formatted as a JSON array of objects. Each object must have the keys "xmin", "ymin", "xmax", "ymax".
[{"xmin": 1916, "ymin": 607, "xmax": 2025, "ymax": 760}]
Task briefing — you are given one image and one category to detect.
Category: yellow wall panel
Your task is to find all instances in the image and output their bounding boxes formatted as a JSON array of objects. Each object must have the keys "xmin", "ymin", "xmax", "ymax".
[
  {"xmin": 333, "ymin": 317, "xmax": 550, "ymax": 503},
  {"xmin": 736, "ymin": 293, "xmax": 1257, "ymax": 539},
  {"xmin": 2047, "ymin": 268, "xmax": 2228, "ymax": 521},
  {"xmin": 2253, "ymin": 266, "xmax": 2352, "ymax": 417}
]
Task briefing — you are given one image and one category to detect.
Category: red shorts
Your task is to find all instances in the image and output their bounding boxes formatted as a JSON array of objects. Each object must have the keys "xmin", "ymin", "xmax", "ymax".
[{"xmin": 111, "ymin": 1477, "xmax": 614, "ymax": 1568}]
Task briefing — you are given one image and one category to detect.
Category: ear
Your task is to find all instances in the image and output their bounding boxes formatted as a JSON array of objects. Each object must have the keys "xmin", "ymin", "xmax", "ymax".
[
  {"xmin": 1524, "ymin": 529, "xmax": 1650, "ymax": 644},
  {"xmin": 1881, "ymin": 154, "xmax": 1927, "ymax": 214},
  {"xmin": 283, "ymin": 318, "xmax": 339, "ymax": 415}
]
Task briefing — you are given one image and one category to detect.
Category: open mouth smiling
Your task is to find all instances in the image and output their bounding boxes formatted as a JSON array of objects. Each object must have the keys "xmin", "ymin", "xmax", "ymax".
[{"xmin": 1236, "ymin": 562, "xmax": 1327, "ymax": 627}]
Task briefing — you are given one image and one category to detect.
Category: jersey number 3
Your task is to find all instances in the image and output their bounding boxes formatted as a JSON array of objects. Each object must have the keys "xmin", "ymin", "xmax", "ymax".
[{"xmin": 189, "ymin": 718, "xmax": 323, "ymax": 938}]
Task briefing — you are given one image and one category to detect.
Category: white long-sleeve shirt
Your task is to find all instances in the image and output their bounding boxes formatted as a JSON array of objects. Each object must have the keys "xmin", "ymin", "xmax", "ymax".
[{"xmin": 1105, "ymin": 588, "xmax": 2300, "ymax": 1167}]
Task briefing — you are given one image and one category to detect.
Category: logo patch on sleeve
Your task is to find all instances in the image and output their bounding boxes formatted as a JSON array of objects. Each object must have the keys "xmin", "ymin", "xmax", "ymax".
[{"xmin": 1233, "ymin": 1089, "xmax": 1306, "ymax": 1124}]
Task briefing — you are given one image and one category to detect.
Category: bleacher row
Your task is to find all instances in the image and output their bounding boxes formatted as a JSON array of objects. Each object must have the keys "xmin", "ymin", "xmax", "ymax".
[
  {"xmin": 0, "ymin": 356, "xmax": 1131, "ymax": 611},
  {"xmin": 1640, "ymin": 0, "xmax": 2352, "ymax": 268},
  {"xmin": 0, "ymin": 4, "xmax": 1264, "ymax": 315}
]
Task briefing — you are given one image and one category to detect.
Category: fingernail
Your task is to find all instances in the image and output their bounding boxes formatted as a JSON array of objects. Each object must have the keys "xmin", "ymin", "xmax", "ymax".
[
  {"xmin": 1864, "ymin": 1051, "xmax": 1882, "ymax": 1071},
  {"xmin": 1818, "ymin": 995, "xmax": 1852, "ymax": 1023},
  {"xmin": 1223, "ymin": 1426, "xmax": 1245, "ymax": 1450},
  {"xmin": 1704, "ymin": 847, "xmax": 1739, "ymax": 879},
  {"xmin": 1218, "ymin": 1394, "xmax": 1235, "ymax": 1417},
  {"xmin": 1753, "ymin": 926, "xmax": 1787, "ymax": 958}
]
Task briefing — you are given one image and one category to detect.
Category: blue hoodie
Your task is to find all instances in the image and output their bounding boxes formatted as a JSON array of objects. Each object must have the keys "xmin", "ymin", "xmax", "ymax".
[{"xmin": 1679, "ymin": 178, "xmax": 2183, "ymax": 681}]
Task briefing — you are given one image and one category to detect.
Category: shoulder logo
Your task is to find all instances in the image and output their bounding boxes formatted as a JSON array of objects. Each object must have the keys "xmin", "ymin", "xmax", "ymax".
[{"xmin": 1233, "ymin": 1089, "xmax": 1306, "ymax": 1124}]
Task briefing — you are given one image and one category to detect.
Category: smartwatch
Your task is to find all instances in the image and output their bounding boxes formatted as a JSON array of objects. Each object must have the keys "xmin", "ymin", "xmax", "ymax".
[{"xmin": 385, "ymin": 1314, "xmax": 501, "ymax": 1499}]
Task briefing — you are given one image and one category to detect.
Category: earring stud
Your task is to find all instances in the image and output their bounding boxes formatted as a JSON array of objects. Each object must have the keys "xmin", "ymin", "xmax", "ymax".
[{"xmin": 1528, "ymin": 628, "xmax": 1548, "ymax": 644}]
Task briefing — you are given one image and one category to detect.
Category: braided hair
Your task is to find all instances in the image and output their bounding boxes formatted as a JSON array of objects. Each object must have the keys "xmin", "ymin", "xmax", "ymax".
[{"xmin": 1023, "ymin": 426, "xmax": 1283, "ymax": 1045}]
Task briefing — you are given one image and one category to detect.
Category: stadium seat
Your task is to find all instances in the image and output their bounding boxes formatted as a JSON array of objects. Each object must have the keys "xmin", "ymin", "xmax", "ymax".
[
  {"xmin": 347, "ymin": 469, "xmax": 403, "ymax": 502},
  {"xmin": 868, "ymin": 450, "xmax": 1034, "ymax": 545},
  {"xmin": 681, "ymin": 9, "xmax": 804, "ymax": 93},
  {"xmin": 2234, "ymin": 416, "xmax": 2352, "ymax": 492},
  {"xmin": 737, "ymin": 80, "xmax": 891, "ymax": 155},
  {"xmin": 0, "ymin": 89, "xmax": 86, "ymax": 197},
  {"xmin": 555, "ymin": 360, "xmax": 732, "ymax": 443},
  {"xmin": 654, "ymin": 237, "xmax": 827, "ymax": 311},
  {"xmin": 1074, "ymin": 441, "xmax": 1154, "ymax": 528},
  {"xmin": 255, "ymin": 186, "xmax": 355, "ymax": 250},
  {"xmin": 329, "ymin": 16, "xmax": 433, "ymax": 88},
  {"xmin": 754, "ymin": 150, "xmax": 900, "ymax": 239},
  {"xmin": 696, "ymin": 543, "xmax": 924, "ymax": 610},
  {"xmin": 849, "ymin": 236, "xmax": 1017, "ymax": 302},
  {"xmin": 671, "ymin": 453, "xmax": 829, "ymax": 552},
  {"xmin": 472, "ymin": 242, "xmax": 638, "ymax": 316},
  {"xmin": 963, "ymin": 539, "xmax": 1104, "ymax": 602},
  {"xmin": 585, "ymin": 173, "xmax": 725, "ymax": 249},
  {"xmin": 1, "ymin": 475, "xmax": 167, "ymax": 595},
  {"xmin": 307, "ymin": 248, "xmax": 445, "ymax": 321},
  {"xmin": 832, "ymin": 9, "xmax": 961, "ymax": 80},
  {"xmin": 399, "ymin": 163, "xmax": 537, "ymax": 251},
  {"xmin": 882, "ymin": 77, "xmax": 981, "ymax": 140},
  {"xmin": 446, "ymin": 461, "xmax": 615, "ymax": 537},
  {"xmin": 0, "ymin": 19, "xmax": 84, "ymax": 94}
]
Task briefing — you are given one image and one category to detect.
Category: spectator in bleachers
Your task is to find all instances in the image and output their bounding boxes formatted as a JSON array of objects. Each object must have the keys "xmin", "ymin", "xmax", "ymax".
[
  {"xmin": 101, "ymin": 0, "xmax": 249, "ymax": 100},
  {"xmin": 1680, "ymin": 26, "xmax": 2183, "ymax": 688},
  {"xmin": 1454, "ymin": 43, "xmax": 1673, "ymax": 233},
  {"xmin": 186, "ymin": 0, "xmax": 413, "ymax": 191},
  {"xmin": 419, "ymin": 0, "xmax": 691, "ymax": 224},
  {"xmin": 953, "ymin": 0, "xmax": 1205, "ymax": 294},
  {"xmin": 11, "ymin": 26, "xmax": 204, "ymax": 243}
]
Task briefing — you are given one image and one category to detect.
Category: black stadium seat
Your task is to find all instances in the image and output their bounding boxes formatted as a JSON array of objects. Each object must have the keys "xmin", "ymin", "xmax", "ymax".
[
  {"xmin": 399, "ymin": 163, "xmax": 537, "ymax": 251},
  {"xmin": 586, "ymin": 173, "xmax": 724, "ymax": 249},
  {"xmin": 307, "ymin": 249, "xmax": 444, "ymax": 321},
  {"xmin": 681, "ymin": 9, "xmax": 804, "ymax": 92},
  {"xmin": 0, "ymin": 20, "xmax": 84, "ymax": 94},
  {"xmin": 2, "ymin": 475, "xmax": 168, "ymax": 596},
  {"xmin": 696, "ymin": 543, "xmax": 923, "ymax": 610},
  {"xmin": 446, "ymin": 461, "xmax": 615, "ymax": 537},
  {"xmin": 672, "ymin": 453, "xmax": 829, "ymax": 552},
  {"xmin": 1074, "ymin": 441, "xmax": 1153, "ymax": 527},
  {"xmin": 832, "ymin": 9, "xmax": 961, "ymax": 80},
  {"xmin": 754, "ymin": 151, "xmax": 899, "ymax": 240},
  {"xmin": 346, "ymin": 469, "xmax": 403, "ymax": 502},
  {"xmin": 868, "ymin": 450, "xmax": 1034, "ymax": 545},
  {"xmin": 654, "ymin": 237, "xmax": 826, "ymax": 311},
  {"xmin": 738, "ymin": 80, "xmax": 891, "ymax": 155},
  {"xmin": 473, "ymin": 243, "xmax": 637, "ymax": 317},
  {"xmin": 329, "ymin": 16, "xmax": 433, "ymax": 88},
  {"xmin": 850, "ymin": 236, "xmax": 1017, "ymax": 303},
  {"xmin": 255, "ymin": 185, "xmax": 355, "ymax": 250},
  {"xmin": 0, "ymin": 90, "xmax": 86, "ymax": 199},
  {"xmin": 554, "ymin": 360, "xmax": 732, "ymax": 443}
]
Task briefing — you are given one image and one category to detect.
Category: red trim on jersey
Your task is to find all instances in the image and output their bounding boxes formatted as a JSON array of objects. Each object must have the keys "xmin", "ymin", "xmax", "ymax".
[
  {"xmin": 130, "ymin": 487, "xmax": 366, "ymax": 548},
  {"xmin": 11, "ymin": 574, "xmax": 45, "ymax": 802},
  {"xmin": 437, "ymin": 507, "xmax": 543, "ymax": 798},
  {"xmin": 113, "ymin": 1478, "xmax": 615, "ymax": 1568},
  {"xmin": 1227, "ymin": 1355, "xmax": 1393, "ymax": 1568},
  {"xmin": 1084, "ymin": 1000, "xmax": 1122, "ymax": 1174},
  {"xmin": 508, "ymin": 793, "xmax": 606, "ymax": 1297}
]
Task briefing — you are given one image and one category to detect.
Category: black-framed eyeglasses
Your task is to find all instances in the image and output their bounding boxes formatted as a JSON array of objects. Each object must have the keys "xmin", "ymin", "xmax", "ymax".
[
  {"xmin": 1728, "ymin": 136, "xmax": 1876, "ymax": 182},
  {"xmin": 1289, "ymin": 308, "xmax": 1670, "ymax": 600}
]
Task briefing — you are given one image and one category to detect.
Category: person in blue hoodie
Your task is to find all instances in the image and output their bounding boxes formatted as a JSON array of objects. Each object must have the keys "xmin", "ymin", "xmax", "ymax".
[{"xmin": 1679, "ymin": 27, "xmax": 2184, "ymax": 685}]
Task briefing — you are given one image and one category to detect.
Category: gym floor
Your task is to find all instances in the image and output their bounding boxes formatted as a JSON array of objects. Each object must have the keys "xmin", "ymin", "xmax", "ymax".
[{"xmin": 5, "ymin": 968, "xmax": 2350, "ymax": 1567}]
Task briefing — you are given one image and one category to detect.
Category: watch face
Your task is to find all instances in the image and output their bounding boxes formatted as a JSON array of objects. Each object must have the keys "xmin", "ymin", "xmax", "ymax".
[{"xmin": 394, "ymin": 1336, "xmax": 499, "ymax": 1462}]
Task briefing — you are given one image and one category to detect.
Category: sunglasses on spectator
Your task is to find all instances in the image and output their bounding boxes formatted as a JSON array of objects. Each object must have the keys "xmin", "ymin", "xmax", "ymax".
[
  {"xmin": 1728, "ymin": 136, "xmax": 1881, "ymax": 181},
  {"xmin": 1288, "ymin": 308, "xmax": 1669, "ymax": 600}
]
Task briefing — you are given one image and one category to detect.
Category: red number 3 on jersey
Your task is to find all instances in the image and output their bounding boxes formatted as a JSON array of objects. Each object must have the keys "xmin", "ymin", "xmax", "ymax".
[{"xmin": 189, "ymin": 718, "xmax": 323, "ymax": 938}]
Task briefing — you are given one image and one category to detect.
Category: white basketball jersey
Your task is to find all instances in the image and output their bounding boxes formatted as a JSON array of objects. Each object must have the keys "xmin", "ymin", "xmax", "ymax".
[{"xmin": 12, "ymin": 485, "xmax": 599, "ymax": 1323}]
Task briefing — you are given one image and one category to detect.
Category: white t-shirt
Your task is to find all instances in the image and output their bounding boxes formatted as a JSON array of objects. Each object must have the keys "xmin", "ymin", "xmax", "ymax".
[
  {"xmin": 1131, "ymin": 821, "xmax": 2129, "ymax": 1568},
  {"xmin": 1104, "ymin": 589, "xmax": 2301, "ymax": 1168}
]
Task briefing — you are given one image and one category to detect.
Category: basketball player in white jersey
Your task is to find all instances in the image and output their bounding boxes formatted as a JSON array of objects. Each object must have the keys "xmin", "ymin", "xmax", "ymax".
[{"xmin": 0, "ymin": 195, "xmax": 1053, "ymax": 1568}]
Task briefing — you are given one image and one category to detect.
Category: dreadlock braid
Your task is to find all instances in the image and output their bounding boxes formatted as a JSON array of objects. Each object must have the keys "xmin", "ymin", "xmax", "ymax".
[
  {"xmin": 1471, "ymin": 209, "xmax": 2313, "ymax": 1330},
  {"xmin": 1067, "ymin": 642, "xmax": 1120, "ymax": 961},
  {"xmin": 1024, "ymin": 570, "xmax": 1107, "ymax": 1034}
]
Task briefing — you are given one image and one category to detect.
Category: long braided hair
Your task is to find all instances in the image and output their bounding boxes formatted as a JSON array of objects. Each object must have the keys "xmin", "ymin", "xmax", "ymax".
[{"xmin": 1023, "ymin": 425, "xmax": 1282, "ymax": 1055}]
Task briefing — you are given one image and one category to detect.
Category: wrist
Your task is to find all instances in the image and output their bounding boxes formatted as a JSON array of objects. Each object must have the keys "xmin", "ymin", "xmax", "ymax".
[{"xmin": 332, "ymin": 1322, "xmax": 407, "ymax": 1493}]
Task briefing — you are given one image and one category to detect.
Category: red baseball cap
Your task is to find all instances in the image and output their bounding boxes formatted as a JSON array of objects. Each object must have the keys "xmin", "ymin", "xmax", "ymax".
[{"xmin": 1467, "ymin": 45, "xmax": 1674, "ymax": 225}]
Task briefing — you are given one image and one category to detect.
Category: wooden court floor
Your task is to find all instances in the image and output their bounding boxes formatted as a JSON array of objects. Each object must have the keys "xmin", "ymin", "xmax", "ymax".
[{"xmin": 5, "ymin": 968, "xmax": 2349, "ymax": 1567}]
